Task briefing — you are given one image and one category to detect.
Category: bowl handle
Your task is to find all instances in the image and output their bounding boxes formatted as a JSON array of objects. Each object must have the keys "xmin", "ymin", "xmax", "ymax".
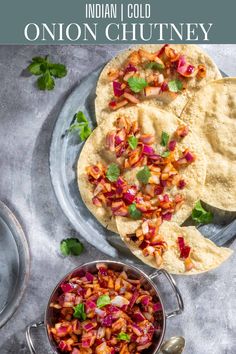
[
  {"xmin": 25, "ymin": 321, "xmax": 44, "ymax": 354},
  {"xmin": 149, "ymin": 269, "xmax": 184, "ymax": 319}
]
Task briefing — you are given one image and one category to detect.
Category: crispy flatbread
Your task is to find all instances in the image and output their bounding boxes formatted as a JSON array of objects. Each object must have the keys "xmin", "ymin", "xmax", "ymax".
[
  {"xmin": 77, "ymin": 104, "xmax": 206, "ymax": 232},
  {"xmin": 116, "ymin": 218, "xmax": 233, "ymax": 275},
  {"xmin": 96, "ymin": 44, "xmax": 222, "ymax": 123},
  {"xmin": 181, "ymin": 78, "xmax": 236, "ymax": 211}
]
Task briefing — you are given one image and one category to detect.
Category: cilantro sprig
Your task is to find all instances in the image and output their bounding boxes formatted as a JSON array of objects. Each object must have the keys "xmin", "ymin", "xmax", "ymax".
[
  {"xmin": 68, "ymin": 111, "xmax": 92, "ymax": 141},
  {"xmin": 60, "ymin": 238, "xmax": 84, "ymax": 256},
  {"xmin": 106, "ymin": 163, "xmax": 120, "ymax": 182},
  {"xmin": 161, "ymin": 131, "xmax": 169, "ymax": 147},
  {"xmin": 128, "ymin": 136, "xmax": 138, "ymax": 150},
  {"xmin": 145, "ymin": 62, "xmax": 164, "ymax": 70},
  {"xmin": 128, "ymin": 204, "xmax": 142, "ymax": 220},
  {"xmin": 73, "ymin": 303, "xmax": 86, "ymax": 320},
  {"xmin": 191, "ymin": 201, "xmax": 213, "ymax": 224},
  {"xmin": 97, "ymin": 295, "xmax": 111, "ymax": 308},
  {"xmin": 136, "ymin": 166, "xmax": 151, "ymax": 184},
  {"xmin": 168, "ymin": 79, "xmax": 183, "ymax": 93},
  {"xmin": 117, "ymin": 332, "xmax": 130, "ymax": 341},
  {"xmin": 128, "ymin": 77, "xmax": 148, "ymax": 93},
  {"xmin": 27, "ymin": 56, "xmax": 67, "ymax": 90}
]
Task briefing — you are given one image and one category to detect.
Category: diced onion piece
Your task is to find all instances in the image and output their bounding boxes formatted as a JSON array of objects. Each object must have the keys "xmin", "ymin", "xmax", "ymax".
[
  {"xmin": 123, "ymin": 92, "xmax": 140, "ymax": 104},
  {"xmin": 145, "ymin": 86, "xmax": 161, "ymax": 97},
  {"xmin": 111, "ymin": 295, "xmax": 129, "ymax": 307}
]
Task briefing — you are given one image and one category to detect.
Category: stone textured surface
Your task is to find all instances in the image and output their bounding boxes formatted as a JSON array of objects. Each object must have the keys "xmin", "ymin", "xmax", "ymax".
[{"xmin": 0, "ymin": 45, "xmax": 235, "ymax": 353}]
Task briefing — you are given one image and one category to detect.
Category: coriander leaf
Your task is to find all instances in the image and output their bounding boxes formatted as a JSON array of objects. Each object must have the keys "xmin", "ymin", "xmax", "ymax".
[
  {"xmin": 37, "ymin": 71, "xmax": 55, "ymax": 91},
  {"xmin": 128, "ymin": 77, "xmax": 148, "ymax": 93},
  {"xmin": 79, "ymin": 124, "xmax": 92, "ymax": 141},
  {"xmin": 60, "ymin": 238, "xmax": 84, "ymax": 256},
  {"xmin": 128, "ymin": 204, "xmax": 142, "ymax": 220},
  {"xmin": 136, "ymin": 166, "xmax": 151, "ymax": 184},
  {"xmin": 27, "ymin": 62, "xmax": 44, "ymax": 75},
  {"xmin": 128, "ymin": 136, "xmax": 138, "ymax": 150},
  {"xmin": 26, "ymin": 55, "xmax": 67, "ymax": 91},
  {"xmin": 191, "ymin": 201, "xmax": 213, "ymax": 224},
  {"xmin": 76, "ymin": 111, "xmax": 88, "ymax": 124},
  {"xmin": 106, "ymin": 163, "xmax": 120, "ymax": 182},
  {"xmin": 168, "ymin": 79, "xmax": 183, "ymax": 93},
  {"xmin": 68, "ymin": 111, "xmax": 92, "ymax": 141},
  {"xmin": 161, "ymin": 150, "xmax": 170, "ymax": 158},
  {"xmin": 161, "ymin": 131, "xmax": 169, "ymax": 147},
  {"xmin": 117, "ymin": 332, "xmax": 130, "ymax": 341},
  {"xmin": 73, "ymin": 303, "xmax": 86, "ymax": 320},
  {"xmin": 32, "ymin": 56, "xmax": 47, "ymax": 63},
  {"xmin": 49, "ymin": 63, "xmax": 67, "ymax": 78},
  {"xmin": 145, "ymin": 61, "xmax": 164, "ymax": 70},
  {"xmin": 97, "ymin": 295, "xmax": 111, "ymax": 308}
]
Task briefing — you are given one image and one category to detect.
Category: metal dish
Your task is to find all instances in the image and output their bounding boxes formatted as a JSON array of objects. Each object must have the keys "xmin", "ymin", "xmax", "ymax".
[
  {"xmin": 0, "ymin": 200, "xmax": 30, "ymax": 328},
  {"xmin": 49, "ymin": 67, "xmax": 236, "ymax": 258},
  {"xmin": 26, "ymin": 260, "xmax": 184, "ymax": 354}
]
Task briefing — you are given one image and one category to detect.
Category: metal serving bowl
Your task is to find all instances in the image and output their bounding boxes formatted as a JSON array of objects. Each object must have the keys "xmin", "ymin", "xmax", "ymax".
[{"xmin": 26, "ymin": 260, "xmax": 184, "ymax": 354}]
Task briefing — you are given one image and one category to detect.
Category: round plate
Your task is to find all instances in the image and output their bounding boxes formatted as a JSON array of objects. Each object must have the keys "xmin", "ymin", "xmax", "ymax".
[
  {"xmin": 50, "ymin": 67, "xmax": 236, "ymax": 259},
  {"xmin": 0, "ymin": 200, "xmax": 30, "ymax": 328}
]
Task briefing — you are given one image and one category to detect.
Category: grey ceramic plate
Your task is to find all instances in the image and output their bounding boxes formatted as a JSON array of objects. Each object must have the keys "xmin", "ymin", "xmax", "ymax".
[
  {"xmin": 49, "ymin": 67, "xmax": 236, "ymax": 259},
  {"xmin": 0, "ymin": 200, "xmax": 30, "ymax": 328}
]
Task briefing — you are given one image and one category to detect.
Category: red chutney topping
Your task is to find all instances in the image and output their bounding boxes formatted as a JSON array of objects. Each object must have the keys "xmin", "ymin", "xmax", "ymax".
[
  {"xmin": 177, "ymin": 236, "xmax": 193, "ymax": 271},
  {"xmin": 107, "ymin": 44, "xmax": 207, "ymax": 110},
  {"xmin": 86, "ymin": 116, "xmax": 196, "ymax": 268},
  {"xmin": 48, "ymin": 264, "xmax": 163, "ymax": 353}
]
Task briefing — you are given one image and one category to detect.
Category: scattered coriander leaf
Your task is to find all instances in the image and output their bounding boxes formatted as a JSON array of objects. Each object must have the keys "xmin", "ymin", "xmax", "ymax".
[
  {"xmin": 26, "ymin": 55, "xmax": 67, "ymax": 91},
  {"xmin": 191, "ymin": 201, "xmax": 213, "ymax": 224},
  {"xmin": 136, "ymin": 166, "xmax": 151, "ymax": 184},
  {"xmin": 168, "ymin": 79, "xmax": 183, "ymax": 93},
  {"xmin": 161, "ymin": 131, "xmax": 169, "ymax": 147},
  {"xmin": 117, "ymin": 332, "xmax": 130, "ymax": 341},
  {"xmin": 37, "ymin": 71, "xmax": 55, "ymax": 90},
  {"xmin": 73, "ymin": 303, "xmax": 86, "ymax": 320},
  {"xmin": 128, "ymin": 136, "xmax": 138, "ymax": 150},
  {"xmin": 106, "ymin": 163, "xmax": 120, "ymax": 182},
  {"xmin": 128, "ymin": 77, "xmax": 148, "ymax": 93},
  {"xmin": 128, "ymin": 204, "xmax": 142, "ymax": 220},
  {"xmin": 79, "ymin": 124, "xmax": 92, "ymax": 141},
  {"xmin": 161, "ymin": 150, "xmax": 170, "ymax": 158},
  {"xmin": 27, "ymin": 62, "xmax": 44, "ymax": 75},
  {"xmin": 76, "ymin": 111, "xmax": 88, "ymax": 124},
  {"xmin": 97, "ymin": 295, "xmax": 111, "ymax": 308},
  {"xmin": 145, "ymin": 61, "xmax": 164, "ymax": 70},
  {"xmin": 68, "ymin": 111, "xmax": 92, "ymax": 141},
  {"xmin": 49, "ymin": 63, "xmax": 67, "ymax": 78},
  {"xmin": 60, "ymin": 238, "xmax": 84, "ymax": 256}
]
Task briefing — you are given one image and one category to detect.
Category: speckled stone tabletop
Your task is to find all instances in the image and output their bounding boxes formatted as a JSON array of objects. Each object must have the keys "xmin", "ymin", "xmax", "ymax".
[{"xmin": 0, "ymin": 45, "xmax": 235, "ymax": 354}]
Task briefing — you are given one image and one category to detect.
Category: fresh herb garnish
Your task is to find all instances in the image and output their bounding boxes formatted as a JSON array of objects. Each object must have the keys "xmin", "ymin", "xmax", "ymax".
[
  {"xmin": 191, "ymin": 201, "xmax": 213, "ymax": 224},
  {"xmin": 136, "ymin": 166, "xmax": 151, "ymax": 184},
  {"xmin": 128, "ymin": 204, "xmax": 142, "ymax": 220},
  {"xmin": 60, "ymin": 238, "xmax": 84, "ymax": 257},
  {"xmin": 117, "ymin": 332, "xmax": 130, "ymax": 341},
  {"xmin": 161, "ymin": 131, "xmax": 169, "ymax": 147},
  {"xmin": 106, "ymin": 163, "xmax": 120, "ymax": 182},
  {"xmin": 168, "ymin": 79, "xmax": 183, "ymax": 93},
  {"xmin": 128, "ymin": 136, "xmax": 138, "ymax": 150},
  {"xmin": 161, "ymin": 150, "xmax": 170, "ymax": 158},
  {"xmin": 27, "ymin": 56, "xmax": 67, "ymax": 90},
  {"xmin": 97, "ymin": 295, "xmax": 111, "ymax": 308},
  {"xmin": 73, "ymin": 303, "xmax": 86, "ymax": 320},
  {"xmin": 128, "ymin": 77, "xmax": 148, "ymax": 93},
  {"xmin": 145, "ymin": 61, "xmax": 164, "ymax": 70},
  {"xmin": 68, "ymin": 111, "xmax": 92, "ymax": 141}
]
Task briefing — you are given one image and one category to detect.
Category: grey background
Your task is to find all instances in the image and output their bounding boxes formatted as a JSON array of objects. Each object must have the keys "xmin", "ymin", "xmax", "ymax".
[{"xmin": 0, "ymin": 44, "xmax": 235, "ymax": 353}]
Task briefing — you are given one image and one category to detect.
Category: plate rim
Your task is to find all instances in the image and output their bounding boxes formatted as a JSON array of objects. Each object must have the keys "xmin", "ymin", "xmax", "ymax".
[{"xmin": 0, "ymin": 200, "xmax": 30, "ymax": 328}]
